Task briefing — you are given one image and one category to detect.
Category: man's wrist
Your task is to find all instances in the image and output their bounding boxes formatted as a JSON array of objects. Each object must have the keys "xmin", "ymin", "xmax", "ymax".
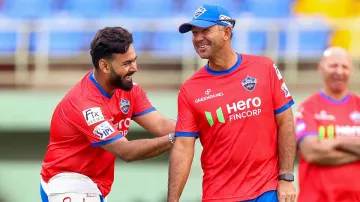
[{"xmin": 278, "ymin": 172, "xmax": 294, "ymax": 182}]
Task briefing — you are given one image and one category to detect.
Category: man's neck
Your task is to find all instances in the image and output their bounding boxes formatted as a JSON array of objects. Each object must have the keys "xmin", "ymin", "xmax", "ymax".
[
  {"xmin": 322, "ymin": 87, "xmax": 349, "ymax": 101},
  {"xmin": 93, "ymin": 70, "xmax": 115, "ymax": 95},
  {"xmin": 208, "ymin": 48, "xmax": 238, "ymax": 71}
]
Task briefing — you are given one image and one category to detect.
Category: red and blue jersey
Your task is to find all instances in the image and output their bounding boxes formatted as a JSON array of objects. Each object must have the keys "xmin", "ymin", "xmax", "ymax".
[
  {"xmin": 175, "ymin": 54, "xmax": 294, "ymax": 202},
  {"xmin": 40, "ymin": 71, "xmax": 155, "ymax": 197},
  {"xmin": 296, "ymin": 92, "xmax": 360, "ymax": 202}
]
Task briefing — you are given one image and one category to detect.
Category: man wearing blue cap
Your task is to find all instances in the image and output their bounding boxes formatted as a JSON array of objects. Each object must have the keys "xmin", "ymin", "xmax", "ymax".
[{"xmin": 168, "ymin": 4, "xmax": 297, "ymax": 202}]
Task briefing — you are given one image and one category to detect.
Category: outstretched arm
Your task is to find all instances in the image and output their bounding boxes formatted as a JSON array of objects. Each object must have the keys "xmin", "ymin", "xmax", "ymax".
[
  {"xmin": 133, "ymin": 111, "xmax": 176, "ymax": 137},
  {"xmin": 101, "ymin": 134, "xmax": 174, "ymax": 162}
]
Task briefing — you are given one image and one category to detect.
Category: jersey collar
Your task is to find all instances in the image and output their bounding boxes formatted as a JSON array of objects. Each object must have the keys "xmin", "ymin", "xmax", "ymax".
[
  {"xmin": 205, "ymin": 53, "xmax": 242, "ymax": 76},
  {"xmin": 319, "ymin": 91, "xmax": 350, "ymax": 104},
  {"xmin": 89, "ymin": 71, "xmax": 113, "ymax": 99}
]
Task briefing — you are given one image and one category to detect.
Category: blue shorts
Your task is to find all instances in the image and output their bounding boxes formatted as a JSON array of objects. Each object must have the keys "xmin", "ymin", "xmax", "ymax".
[{"xmin": 241, "ymin": 190, "xmax": 278, "ymax": 202}]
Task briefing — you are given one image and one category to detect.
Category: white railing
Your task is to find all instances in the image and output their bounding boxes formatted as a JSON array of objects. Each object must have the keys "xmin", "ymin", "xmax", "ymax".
[{"xmin": 0, "ymin": 17, "xmax": 359, "ymax": 88}]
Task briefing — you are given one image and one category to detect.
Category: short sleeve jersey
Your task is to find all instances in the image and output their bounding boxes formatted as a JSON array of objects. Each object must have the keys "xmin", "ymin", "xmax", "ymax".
[
  {"xmin": 40, "ymin": 71, "xmax": 155, "ymax": 197},
  {"xmin": 175, "ymin": 54, "xmax": 294, "ymax": 202},
  {"xmin": 295, "ymin": 92, "xmax": 360, "ymax": 202}
]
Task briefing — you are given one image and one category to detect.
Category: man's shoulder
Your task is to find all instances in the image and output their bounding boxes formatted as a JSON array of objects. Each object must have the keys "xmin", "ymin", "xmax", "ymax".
[
  {"xmin": 62, "ymin": 82, "xmax": 104, "ymax": 111},
  {"xmin": 57, "ymin": 91, "xmax": 106, "ymax": 127},
  {"xmin": 349, "ymin": 92, "xmax": 360, "ymax": 101}
]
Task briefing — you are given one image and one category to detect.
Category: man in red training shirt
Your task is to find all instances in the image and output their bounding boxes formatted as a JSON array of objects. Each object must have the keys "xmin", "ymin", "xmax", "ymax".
[
  {"xmin": 40, "ymin": 27, "xmax": 176, "ymax": 202},
  {"xmin": 296, "ymin": 46, "xmax": 360, "ymax": 202},
  {"xmin": 167, "ymin": 4, "xmax": 297, "ymax": 202}
]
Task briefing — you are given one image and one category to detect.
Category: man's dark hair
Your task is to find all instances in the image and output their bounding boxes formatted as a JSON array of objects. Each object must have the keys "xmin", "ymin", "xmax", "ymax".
[{"xmin": 90, "ymin": 27, "xmax": 133, "ymax": 69}]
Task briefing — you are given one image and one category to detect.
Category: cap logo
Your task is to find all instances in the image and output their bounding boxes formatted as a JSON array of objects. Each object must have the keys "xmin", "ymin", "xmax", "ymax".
[
  {"xmin": 194, "ymin": 6, "xmax": 207, "ymax": 18},
  {"xmin": 219, "ymin": 15, "xmax": 232, "ymax": 26}
]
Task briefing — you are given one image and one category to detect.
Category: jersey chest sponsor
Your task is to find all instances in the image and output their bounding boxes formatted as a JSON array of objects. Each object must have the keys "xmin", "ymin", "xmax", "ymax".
[
  {"xmin": 110, "ymin": 117, "xmax": 131, "ymax": 137},
  {"xmin": 318, "ymin": 125, "xmax": 360, "ymax": 138},
  {"xmin": 203, "ymin": 96, "xmax": 263, "ymax": 126}
]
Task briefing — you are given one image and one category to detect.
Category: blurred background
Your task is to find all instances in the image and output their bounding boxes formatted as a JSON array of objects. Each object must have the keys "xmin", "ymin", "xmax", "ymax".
[{"xmin": 0, "ymin": 0, "xmax": 359, "ymax": 201}]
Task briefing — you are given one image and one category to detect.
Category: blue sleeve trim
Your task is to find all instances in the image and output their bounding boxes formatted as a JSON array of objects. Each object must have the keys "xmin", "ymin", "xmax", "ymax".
[
  {"xmin": 175, "ymin": 131, "xmax": 199, "ymax": 137},
  {"xmin": 132, "ymin": 107, "xmax": 156, "ymax": 118},
  {"xmin": 297, "ymin": 132, "xmax": 318, "ymax": 145},
  {"xmin": 274, "ymin": 99, "xmax": 295, "ymax": 115},
  {"xmin": 92, "ymin": 134, "xmax": 124, "ymax": 147}
]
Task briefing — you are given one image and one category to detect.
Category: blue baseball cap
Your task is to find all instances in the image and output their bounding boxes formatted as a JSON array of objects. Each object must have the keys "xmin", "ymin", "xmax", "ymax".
[{"xmin": 179, "ymin": 4, "xmax": 235, "ymax": 34}]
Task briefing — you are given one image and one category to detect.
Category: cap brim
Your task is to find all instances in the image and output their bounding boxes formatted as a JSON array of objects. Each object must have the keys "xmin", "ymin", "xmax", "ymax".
[{"xmin": 178, "ymin": 19, "xmax": 217, "ymax": 33}]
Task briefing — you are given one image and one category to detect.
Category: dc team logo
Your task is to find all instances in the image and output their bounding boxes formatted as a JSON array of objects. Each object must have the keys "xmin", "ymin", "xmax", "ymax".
[
  {"xmin": 194, "ymin": 6, "xmax": 206, "ymax": 18},
  {"xmin": 120, "ymin": 98, "xmax": 130, "ymax": 114},
  {"xmin": 242, "ymin": 76, "xmax": 257, "ymax": 91}
]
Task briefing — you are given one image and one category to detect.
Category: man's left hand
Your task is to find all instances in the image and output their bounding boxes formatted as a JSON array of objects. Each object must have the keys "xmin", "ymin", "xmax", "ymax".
[{"xmin": 277, "ymin": 180, "xmax": 296, "ymax": 202}]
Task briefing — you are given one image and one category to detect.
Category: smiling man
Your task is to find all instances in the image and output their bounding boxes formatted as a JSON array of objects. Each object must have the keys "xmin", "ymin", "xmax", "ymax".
[
  {"xmin": 167, "ymin": 4, "xmax": 297, "ymax": 202},
  {"xmin": 296, "ymin": 46, "xmax": 360, "ymax": 202},
  {"xmin": 40, "ymin": 27, "xmax": 176, "ymax": 202}
]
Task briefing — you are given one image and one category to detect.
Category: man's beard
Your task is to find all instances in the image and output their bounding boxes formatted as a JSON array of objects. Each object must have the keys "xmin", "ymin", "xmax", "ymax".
[{"xmin": 109, "ymin": 67, "xmax": 134, "ymax": 91}]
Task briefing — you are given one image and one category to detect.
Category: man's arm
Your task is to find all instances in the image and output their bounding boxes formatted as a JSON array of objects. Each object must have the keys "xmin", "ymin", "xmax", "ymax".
[
  {"xmin": 101, "ymin": 135, "xmax": 173, "ymax": 162},
  {"xmin": 133, "ymin": 111, "xmax": 176, "ymax": 137},
  {"xmin": 298, "ymin": 136, "xmax": 360, "ymax": 166},
  {"xmin": 335, "ymin": 137, "xmax": 360, "ymax": 156},
  {"xmin": 276, "ymin": 108, "xmax": 297, "ymax": 174},
  {"xmin": 167, "ymin": 137, "xmax": 196, "ymax": 202}
]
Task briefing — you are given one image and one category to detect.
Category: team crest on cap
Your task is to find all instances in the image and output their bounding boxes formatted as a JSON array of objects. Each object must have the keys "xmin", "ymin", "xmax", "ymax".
[
  {"xmin": 120, "ymin": 98, "xmax": 130, "ymax": 114},
  {"xmin": 194, "ymin": 6, "xmax": 206, "ymax": 18},
  {"xmin": 242, "ymin": 76, "xmax": 257, "ymax": 91}
]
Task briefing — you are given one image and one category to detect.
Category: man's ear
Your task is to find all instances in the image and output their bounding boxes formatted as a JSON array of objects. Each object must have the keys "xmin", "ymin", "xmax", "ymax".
[
  {"xmin": 224, "ymin": 26, "xmax": 232, "ymax": 41},
  {"xmin": 99, "ymin": 59, "xmax": 110, "ymax": 74}
]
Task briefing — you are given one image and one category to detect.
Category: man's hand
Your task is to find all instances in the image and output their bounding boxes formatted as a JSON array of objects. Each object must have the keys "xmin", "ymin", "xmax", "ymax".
[{"xmin": 277, "ymin": 180, "xmax": 296, "ymax": 202}]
